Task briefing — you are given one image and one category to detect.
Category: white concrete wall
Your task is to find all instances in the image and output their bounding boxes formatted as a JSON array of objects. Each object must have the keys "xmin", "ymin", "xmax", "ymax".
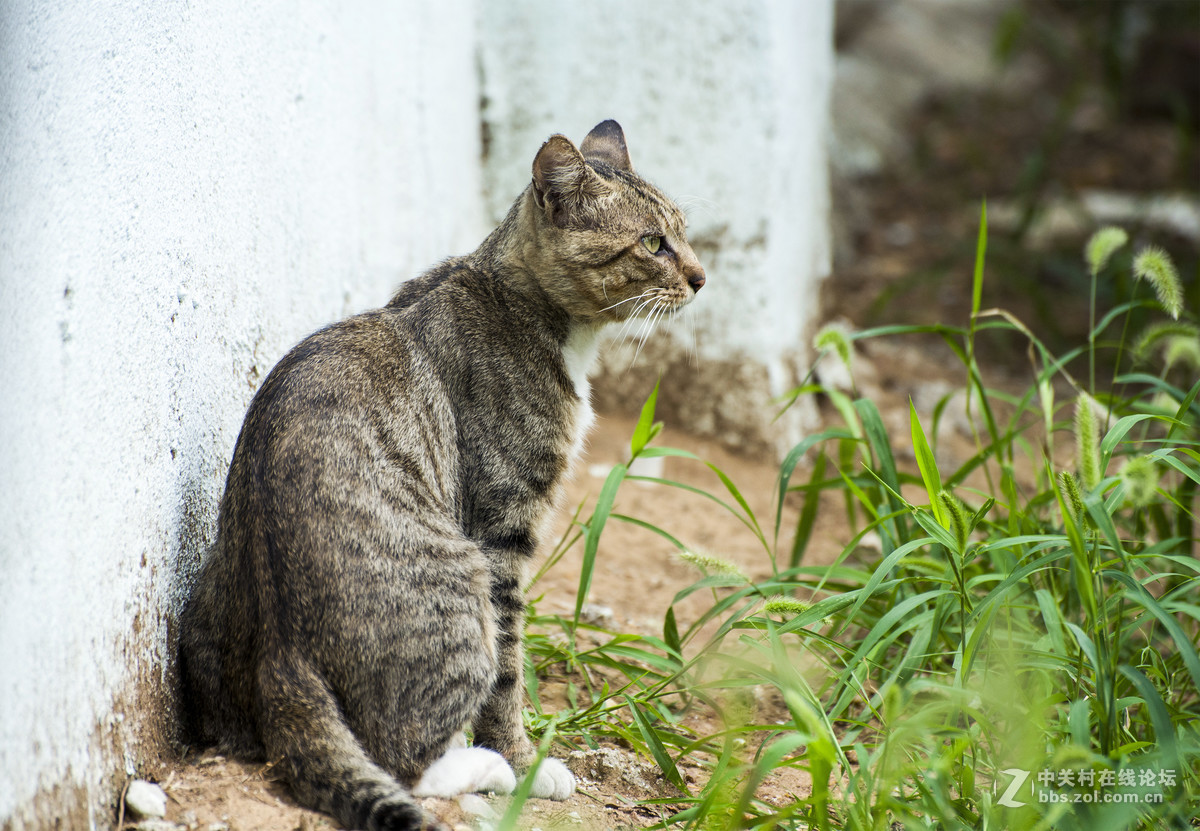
[
  {"xmin": 0, "ymin": 1, "xmax": 833, "ymax": 826},
  {"xmin": 479, "ymin": 0, "xmax": 834, "ymax": 455},
  {"xmin": 0, "ymin": 2, "xmax": 485, "ymax": 827}
]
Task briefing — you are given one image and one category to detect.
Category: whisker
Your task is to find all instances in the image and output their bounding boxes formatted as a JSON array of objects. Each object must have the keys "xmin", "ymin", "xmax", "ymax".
[
  {"xmin": 599, "ymin": 290, "xmax": 656, "ymax": 315},
  {"xmin": 631, "ymin": 301, "xmax": 667, "ymax": 367},
  {"xmin": 611, "ymin": 287, "xmax": 676, "ymax": 372},
  {"xmin": 688, "ymin": 304, "xmax": 698, "ymax": 367},
  {"xmin": 618, "ymin": 302, "xmax": 652, "ymax": 361},
  {"xmin": 614, "ymin": 295, "xmax": 657, "ymax": 346},
  {"xmin": 674, "ymin": 194, "xmax": 722, "ymax": 223}
]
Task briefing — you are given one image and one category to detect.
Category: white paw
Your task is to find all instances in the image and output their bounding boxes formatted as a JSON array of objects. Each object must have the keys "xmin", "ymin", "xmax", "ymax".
[
  {"xmin": 412, "ymin": 747, "xmax": 517, "ymax": 798},
  {"xmin": 527, "ymin": 757, "xmax": 576, "ymax": 801}
]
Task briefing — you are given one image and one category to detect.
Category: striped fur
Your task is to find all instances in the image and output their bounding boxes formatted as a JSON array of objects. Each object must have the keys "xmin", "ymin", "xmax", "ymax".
[{"xmin": 179, "ymin": 121, "xmax": 704, "ymax": 830}]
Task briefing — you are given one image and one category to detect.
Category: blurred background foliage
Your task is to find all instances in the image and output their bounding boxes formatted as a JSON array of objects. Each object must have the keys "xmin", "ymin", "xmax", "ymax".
[{"xmin": 826, "ymin": 0, "xmax": 1198, "ymax": 375}]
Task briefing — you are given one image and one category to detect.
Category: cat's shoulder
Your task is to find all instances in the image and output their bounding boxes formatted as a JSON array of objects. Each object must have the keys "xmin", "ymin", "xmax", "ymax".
[{"xmin": 386, "ymin": 256, "xmax": 489, "ymax": 312}]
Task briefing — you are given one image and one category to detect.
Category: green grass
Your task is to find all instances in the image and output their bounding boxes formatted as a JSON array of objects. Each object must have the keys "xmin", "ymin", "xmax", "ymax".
[{"xmin": 517, "ymin": 216, "xmax": 1199, "ymax": 830}]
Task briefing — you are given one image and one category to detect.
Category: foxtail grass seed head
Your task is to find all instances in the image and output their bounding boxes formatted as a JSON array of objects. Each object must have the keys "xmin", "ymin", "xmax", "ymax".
[
  {"xmin": 678, "ymin": 549, "xmax": 745, "ymax": 579},
  {"xmin": 1119, "ymin": 456, "xmax": 1160, "ymax": 508},
  {"xmin": 937, "ymin": 490, "xmax": 970, "ymax": 550},
  {"xmin": 1164, "ymin": 335, "xmax": 1200, "ymax": 374},
  {"xmin": 1059, "ymin": 470, "xmax": 1087, "ymax": 526},
  {"xmin": 762, "ymin": 597, "xmax": 812, "ymax": 618},
  {"xmin": 1085, "ymin": 226, "xmax": 1128, "ymax": 276},
  {"xmin": 813, "ymin": 324, "xmax": 853, "ymax": 374},
  {"xmin": 1074, "ymin": 394, "xmax": 1102, "ymax": 492},
  {"xmin": 1132, "ymin": 246, "xmax": 1183, "ymax": 320},
  {"xmin": 1133, "ymin": 321, "xmax": 1200, "ymax": 365}
]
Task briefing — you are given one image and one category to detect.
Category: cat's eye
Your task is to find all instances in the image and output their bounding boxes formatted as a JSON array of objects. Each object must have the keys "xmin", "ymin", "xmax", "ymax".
[{"xmin": 641, "ymin": 235, "xmax": 663, "ymax": 254}]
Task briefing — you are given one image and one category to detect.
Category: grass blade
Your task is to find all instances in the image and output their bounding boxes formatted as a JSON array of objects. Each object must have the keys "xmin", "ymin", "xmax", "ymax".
[
  {"xmin": 790, "ymin": 451, "xmax": 829, "ymax": 568},
  {"xmin": 1103, "ymin": 568, "xmax": 1200, "ymax": 693},
  {"xmin": 497, "ymin": 720, "xmax": 558, "ymax": 830},
  {"xmin": 972, "ymin": 200, "xmax": 987, "ymax": 319},
  {"xmin": 630, "ymin": 378, "xmax": 662, "ymax": 458},
  {"xmin": 1118, "ymin": 665, "xmax": 1180, "ymax": 774},
  {"xmin": 623, "ymin": 695, "xmax": 690, "ymax": 795},
  {"xmin": 776, "ymin": 428, "xmax": 855, "ymax": 543},
  {"xmin": 911, "ymin": 399, "xmax": 946, "ymax": 527},
  {"xmin": 575, "ymin": 463, "xmax": 627, "ymax": 630}
]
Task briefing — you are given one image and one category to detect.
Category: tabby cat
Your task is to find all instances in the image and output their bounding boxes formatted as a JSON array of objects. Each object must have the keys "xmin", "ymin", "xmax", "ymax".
[{"xmin": 180, "ymin": 120, "xmax": 705, "ymax": 831}]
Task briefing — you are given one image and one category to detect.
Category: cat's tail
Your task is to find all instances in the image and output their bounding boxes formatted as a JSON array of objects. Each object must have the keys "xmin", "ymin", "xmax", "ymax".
[{"xmin": 257, "ymin": 650, "xmax": 439, "ymax": 831}]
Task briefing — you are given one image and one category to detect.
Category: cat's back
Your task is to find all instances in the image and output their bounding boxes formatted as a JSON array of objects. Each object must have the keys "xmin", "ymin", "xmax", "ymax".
[
  {"xmin": 227, "ymin": 270, "xmax": 468, "ymax": 526},
  {"xmin": 181, "ymin": 267, "xmax": 468, "ymax": 746}
]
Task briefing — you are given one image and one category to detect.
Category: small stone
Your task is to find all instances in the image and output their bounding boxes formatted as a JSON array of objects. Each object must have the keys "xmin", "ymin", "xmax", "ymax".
[
  {"xmin": 135, "ymin": 821, "xmax": 182, "ymax": 831},
  {"xmin": 627, "ymin": 455, "xmax": 663, "ymax": 479},
  {"xmin": 578, "ymin": 603, "xmax": 613, "ymax": 627},
  {"xmin": 883, "ymin": 221, "xmax": 914, "ymax": 247},
  {"xmin": 456, "ymin": 793, "xmax": 495, "ymax": 819},
  {"xmin": 125, "ymin": 780, "xmax": 168, "ymax": 819},
  {"xmin": 587, "ymin": 463, "xmax": 612, "ymax": 479}
]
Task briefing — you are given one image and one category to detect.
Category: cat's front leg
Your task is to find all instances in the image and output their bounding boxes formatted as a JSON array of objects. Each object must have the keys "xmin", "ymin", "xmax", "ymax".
[
  {"xmin": 472, "ymin": 568, "xmax": 536, "ymax": 766},
  {"xmin": 472, "ymin": 568, "xmax": 575, "ymax": 801}
]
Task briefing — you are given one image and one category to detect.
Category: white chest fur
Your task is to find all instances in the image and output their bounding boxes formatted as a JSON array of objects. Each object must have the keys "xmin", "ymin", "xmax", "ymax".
[
  {"xmin": 562, "ymin": 324, "xmax": 604, "ymax": 398},
  {"xmin": 562, "ymin": 324, "xmax": 605, "ymax": 465}
]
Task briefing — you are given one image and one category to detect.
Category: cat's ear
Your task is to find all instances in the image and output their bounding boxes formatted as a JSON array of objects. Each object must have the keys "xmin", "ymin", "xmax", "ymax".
[
  {"xmin": 532, "ymin": 135, "xmax": 610, "ymax": 228},
  {"xmin": 580, "ymin": 119, "xmax": 633, "ymax": 172}
]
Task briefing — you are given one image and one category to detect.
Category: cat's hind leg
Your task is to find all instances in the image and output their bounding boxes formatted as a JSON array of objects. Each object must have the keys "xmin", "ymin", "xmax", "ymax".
[
  {"xmin": 336, "ymin": 538, "xmax": 502, "ymax": 787},
  {"xmin": 471, "ymin": 564, "xmax": 576, "ymax": 801},
  {"xmin": 256, "ymin": 649, "xmax": 444, "ymax": 831}
]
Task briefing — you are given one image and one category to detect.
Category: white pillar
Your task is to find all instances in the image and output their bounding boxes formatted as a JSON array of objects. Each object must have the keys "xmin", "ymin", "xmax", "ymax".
[
  {"xmin": 0, "ymin": 2, "xmax": 484, "ymax": 825},
  {"xmin": 479, "ymin": 0, "xmax": 835, "ymax": 457}
]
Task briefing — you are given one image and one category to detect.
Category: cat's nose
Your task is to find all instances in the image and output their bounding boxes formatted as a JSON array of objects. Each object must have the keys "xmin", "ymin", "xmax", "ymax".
[{"xmin": 685, "ymin": 265, "xmax": 706, "ymax": 293}]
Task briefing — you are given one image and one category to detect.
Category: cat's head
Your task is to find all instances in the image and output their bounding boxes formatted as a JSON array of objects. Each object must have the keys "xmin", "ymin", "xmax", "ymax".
[{"xmin": 527, "ymin": 120, "xmax": 705, "ymax": 325}]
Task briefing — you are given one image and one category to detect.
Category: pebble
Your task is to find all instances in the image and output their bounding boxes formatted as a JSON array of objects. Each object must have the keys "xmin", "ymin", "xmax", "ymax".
[
  {"xmin": 579, "ymin": 603, "xmax": 614, "ymax": 627},
  {"xmin": 125, "ymin": 780, "xmax": 168, "ymax": 819},
  {"xmin": 134, "ymin": 821, "xmax": 183, "ymax": 831},
  {"xmin": 456, "ymin": 793, "xmax": 496, "ymax": 819}
]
